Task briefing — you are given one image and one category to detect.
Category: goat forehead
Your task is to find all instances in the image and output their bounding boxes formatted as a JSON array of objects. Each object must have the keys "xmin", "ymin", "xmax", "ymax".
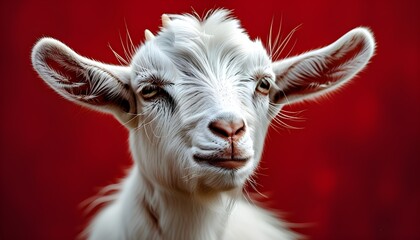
[
  {"xmin": 132, "ymin": 10, "xmax": 272, "ymax": 86},
  {"xmin": 163, "ymin": 12, "xmax": 269, "ymax": 77}
]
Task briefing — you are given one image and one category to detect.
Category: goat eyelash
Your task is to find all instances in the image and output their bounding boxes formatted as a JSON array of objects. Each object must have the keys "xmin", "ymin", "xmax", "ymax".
[
  {"xmin": 136, "ymin": 77, "xmax": 174, "ymax": 100},
  {"xmin": 255, "ymin": 78, "xmax": 271, "ymax": 95},
  {"xmin": 139, "ymin": 85, "xmax": 163, "ymax": 100}
]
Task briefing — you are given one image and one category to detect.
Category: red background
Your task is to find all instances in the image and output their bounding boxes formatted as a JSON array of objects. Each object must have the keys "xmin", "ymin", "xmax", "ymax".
[{"xmin": 1, "ymin": 0, "xmax": 419, "ymax": 239}]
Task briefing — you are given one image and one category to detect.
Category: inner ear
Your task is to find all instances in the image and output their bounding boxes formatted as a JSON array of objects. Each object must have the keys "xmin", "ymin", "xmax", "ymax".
[
  {"xmin": 44, "ymin": 51, "xmax": 89, "ymax": 96},
  {"xmin": 46, "ymin": 51, "xmax": 132, "ymax": 112},
  {"xmin": 32, "ymin": 38, "xmax": 137, "ymax": 126},
  {"xmin": 270, "ymin": 27, "xmax": 375, "ymax": 105}
]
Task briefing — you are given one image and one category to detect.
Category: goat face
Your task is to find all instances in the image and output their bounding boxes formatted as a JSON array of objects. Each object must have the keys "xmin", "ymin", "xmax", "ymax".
[
  {"xmin": 129, "ymin": 12, "xmax": 279, "ymax": 192},
  {"xmin": 31, "ymin": 10, "xmax": 375, "ymax": 194}
]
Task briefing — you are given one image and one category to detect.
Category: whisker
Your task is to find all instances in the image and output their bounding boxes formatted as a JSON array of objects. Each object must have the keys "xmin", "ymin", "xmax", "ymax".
[
  {"xmin": 124, "ymin": 21, "xmax": 137, "ymax": 57},
  {"xmin": 284, "ymin": 39, "xmax": 298, "ymax": 59},
  {"xmin": 271, "ymin": 17, "xmax": 283, "ymax": 59},
  {"xmin": 247, "ymin": 175, "xmax": 268, "ymax": 199},
  {"xmin": 242, "ymin": 184, "xmax": 257, "ymax": 207},
  {"xmin": 108, "ymin": 44, "xmax": 129, "ymax": 65},
  {"xmin": 119, "ymin": 32, "xmax": 133, "ymax": 63},
  {"xmin": 272, "ymin": 24, "xmax": 301, "ymax": 61}
]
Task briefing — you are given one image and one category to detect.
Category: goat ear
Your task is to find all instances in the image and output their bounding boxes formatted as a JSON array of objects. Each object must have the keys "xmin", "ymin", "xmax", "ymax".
[
  {"xmin": 270, "ymin": 27, "xmax": 375, "ymax": 105},
  {"xmin": 31, "ymin": 38, "xmax": 137, "ymax": 127}
]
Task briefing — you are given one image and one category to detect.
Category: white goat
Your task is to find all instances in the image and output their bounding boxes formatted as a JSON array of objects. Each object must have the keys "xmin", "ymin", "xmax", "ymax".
[{"xmin": 31, "ymin": 10, "xmax": 375, "ymax": 240}]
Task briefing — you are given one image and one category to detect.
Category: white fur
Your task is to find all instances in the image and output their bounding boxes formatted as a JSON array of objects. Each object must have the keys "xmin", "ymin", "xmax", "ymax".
[{"xmin": 31, "ymin": 9, "xmax": 375, "ymax": 240}]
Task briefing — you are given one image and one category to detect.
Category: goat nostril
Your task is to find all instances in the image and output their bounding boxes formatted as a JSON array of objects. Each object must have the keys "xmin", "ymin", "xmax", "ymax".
[
  {"xmin": 209, "ymin": 119, "xmax": 245, "ymax": 140},
  {"xmin": 209, "ymin": 122, "xmax": 231, "ymax": 138},
  {"xmin": 234, "ymin": 125, "xmax": 245, "ymax": 136}
]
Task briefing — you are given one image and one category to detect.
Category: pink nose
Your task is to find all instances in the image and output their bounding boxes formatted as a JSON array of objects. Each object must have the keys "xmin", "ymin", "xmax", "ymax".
[{"xmin": 209, "ymin": 117, "xmax": 245, "ymax": 141}]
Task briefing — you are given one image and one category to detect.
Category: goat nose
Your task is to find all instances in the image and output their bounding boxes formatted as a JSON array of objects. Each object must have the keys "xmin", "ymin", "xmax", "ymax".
[{"xmin": 209, "ymin": 118, "xmax": 246, "ymax": 141}]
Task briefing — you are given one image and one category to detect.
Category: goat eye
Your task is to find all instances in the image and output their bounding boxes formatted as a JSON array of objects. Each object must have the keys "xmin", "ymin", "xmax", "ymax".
[
  {"xmin": 256, "ymin": 78, "xmax": 271, "ymax": 95},
  {"xmin": 140, "ymin": 85, "xmax": 160, "ymax": 100}
]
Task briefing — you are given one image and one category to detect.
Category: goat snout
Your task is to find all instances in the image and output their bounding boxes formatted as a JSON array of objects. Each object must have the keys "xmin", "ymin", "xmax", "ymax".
[{"xmin": 208, "ymin": 116, "xmax": 245, "ymax": 142}]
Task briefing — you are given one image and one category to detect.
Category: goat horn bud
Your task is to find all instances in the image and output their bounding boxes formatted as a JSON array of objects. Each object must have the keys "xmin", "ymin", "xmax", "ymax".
[
  {"xmin": 161, "ymin": 14, "xmax": 171, "ymax": 28},
  {"xmin": 144, "ymin": 29, "xmax": 155, "ymax": 41}
]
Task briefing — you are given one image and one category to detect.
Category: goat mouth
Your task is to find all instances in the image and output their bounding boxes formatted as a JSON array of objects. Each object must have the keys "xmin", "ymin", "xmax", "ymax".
[{"xmin": 193, "ymin": 155, "xmax": 249, "ymax": 170}]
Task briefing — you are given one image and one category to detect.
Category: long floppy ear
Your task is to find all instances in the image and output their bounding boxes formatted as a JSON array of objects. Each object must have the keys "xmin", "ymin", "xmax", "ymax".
[
  {"xmin": 270, "ymin": 27, "xmax": 375, "ymax": 105},
  {"xmin": 31, "ymin": 38, "xmax": 137, "ymax": 127}
]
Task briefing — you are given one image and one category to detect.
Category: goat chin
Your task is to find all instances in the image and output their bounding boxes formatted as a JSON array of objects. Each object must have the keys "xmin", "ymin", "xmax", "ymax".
[{"xmin": 32, "ymin": 8, "xmax": 375, "ymax": 240}]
